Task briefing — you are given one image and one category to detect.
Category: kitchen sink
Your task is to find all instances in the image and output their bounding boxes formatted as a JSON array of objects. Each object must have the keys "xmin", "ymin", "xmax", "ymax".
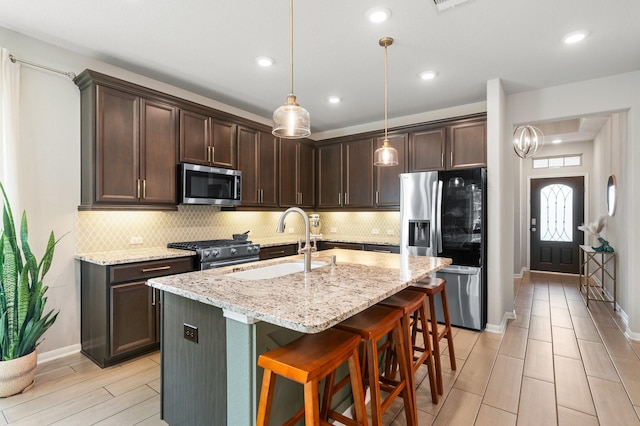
[{"xmin": 226, "ymin": 261, "xmax": 328, "ymax": 280}]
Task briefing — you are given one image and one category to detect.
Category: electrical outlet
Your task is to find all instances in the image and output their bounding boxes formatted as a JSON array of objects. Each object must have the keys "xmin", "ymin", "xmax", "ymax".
[
  {"xmin": 386, "ymin": 229, "xmax": 395, "ymax": 236},
  {"xmin": 183, "ymin": 324, "xmax": 198, "ymax": 343},
  {"xmin": 130, "ymin": 236, "xmax": 143, "ymax": 245},
  {"xmin": 330, "ymin": 227, "xmax": 337, "ymax": 233},
  {"xmin": 371, "ymin": 228, "xmax": 380, "ymax": 235}
]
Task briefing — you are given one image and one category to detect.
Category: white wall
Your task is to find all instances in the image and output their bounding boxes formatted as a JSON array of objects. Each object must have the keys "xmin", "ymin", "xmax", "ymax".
[
  {"xmin": 485, "ymin": 79, "xmax": 514, "ymax": 332},
  {"xmin": 506, "ymin": 71, "xmax": 640, "ymax": 338}
]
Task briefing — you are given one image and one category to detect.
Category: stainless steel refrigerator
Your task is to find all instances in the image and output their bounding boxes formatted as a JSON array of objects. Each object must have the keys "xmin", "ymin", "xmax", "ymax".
[{"xmin": 400, "ymin": 168, "xmax": 487, "ymax": 330}]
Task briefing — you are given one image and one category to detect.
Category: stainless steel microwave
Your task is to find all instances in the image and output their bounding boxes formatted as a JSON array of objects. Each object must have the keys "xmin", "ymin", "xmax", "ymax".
[{"xmin": 179, "ymin": 163, "xmax": 242, "ymax": 206}]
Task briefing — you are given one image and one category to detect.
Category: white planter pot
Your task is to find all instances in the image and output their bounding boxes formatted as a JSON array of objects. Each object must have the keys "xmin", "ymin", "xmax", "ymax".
[{"xmin": 0, "ymin": 350, "xmax": 37, "ymax": 398}]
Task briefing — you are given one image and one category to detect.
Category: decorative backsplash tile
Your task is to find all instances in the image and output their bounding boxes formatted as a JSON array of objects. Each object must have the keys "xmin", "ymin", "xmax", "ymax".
[{"xmin": 76, "ymin": 206, "xmax": 400, "ymax": 253}]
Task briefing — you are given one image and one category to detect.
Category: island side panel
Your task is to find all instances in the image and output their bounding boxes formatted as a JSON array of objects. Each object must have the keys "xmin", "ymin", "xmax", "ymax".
[
  {"xmin": 226, "ymin": 317, "xmax": 305, "ymax": 425},
  {"xmin": 161, "ymin": 292, "xmax": 227, "ymax": 425}
]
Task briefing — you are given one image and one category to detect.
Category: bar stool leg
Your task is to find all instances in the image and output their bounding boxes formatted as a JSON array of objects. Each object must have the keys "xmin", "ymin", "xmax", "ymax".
[
  {"xmin": 257, "ymin": 369, "xmax": 276, "ymax": 426},
  {"xmin": 416, "ymin": 302, "xmax": 438, "ymax": 404},
  {"xmin": 441, "ymin": 286, "xmax": 457, "ymax": 371},
  {"xmin": 427, "ymin": 293, "xmax": 444, "ymax": 395},
  {"xmin": 303, "ymin": 381, "xmax": 320, "ymax": 425}
]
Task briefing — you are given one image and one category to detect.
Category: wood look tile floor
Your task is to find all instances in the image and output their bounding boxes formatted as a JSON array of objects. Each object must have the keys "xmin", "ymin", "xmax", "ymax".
[{"xmin": 2, "ymin": 271, "xmax": 639, "ymax": 425}]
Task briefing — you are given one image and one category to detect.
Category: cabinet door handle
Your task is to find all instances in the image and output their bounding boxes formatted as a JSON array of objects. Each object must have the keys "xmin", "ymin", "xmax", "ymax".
[
  {"xmin": 299, "ymin": 192, "xmax": 303, "ymax": 205},
  {"xmin": 142, "ymin": 266, "xmax": 172, "ymax": 273},
  {"xmin": 345, "ymin": 192, "xmax": 349, "ymax": 205},
  {"xmin": 270, "ymin": 250, "xmax": 285, "ymax": 255},
  {"xmin": 211, "ymin": 146, "xmax": 215, "ymax": 163},
  {"xmin": 137, "ymin": 179, "xmax": 141, "ymax": 199},
  {"xmin": 376, "ymin": 191, "xmax": 379, "ymax": 205},
  {"xmin": 207, "ymin": 146, "xmax": 211, "ymax": 163},
  {"xmin": 257, "ymin": 189, "xmax": 261, "ymax": 203},
  {"xmin": 142, "ymin": 179, "xmax": 146, "ymax": 199},
  {"xmin": 338, "ymin": 193, "xmax": 341, "ymax": 204},
  {"xmin": 450, "ymin": 151, "xmax": 453, "ymax": 167},
  {"xmin": 441, "ymin": 152, "xmax": 444, "ymax": 167},
  {"xmin": 152, "ymin": 288, "xmax": 156, "ymax": 306}
]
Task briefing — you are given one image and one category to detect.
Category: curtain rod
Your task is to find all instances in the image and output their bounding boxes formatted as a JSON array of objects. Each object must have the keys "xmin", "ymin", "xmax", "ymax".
[{"xmin": 8, "ymin": 54, "xmax": 76, "ymax": 80}]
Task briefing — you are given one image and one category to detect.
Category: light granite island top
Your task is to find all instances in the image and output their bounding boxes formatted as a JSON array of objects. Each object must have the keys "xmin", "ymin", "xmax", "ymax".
[
  {"xmin": 147, "ymin": 248, "xmax": 452, "ymax": 333},
  {"xmin": 149, "ymin": 248, "xmax": 451, "ymax": 426}
]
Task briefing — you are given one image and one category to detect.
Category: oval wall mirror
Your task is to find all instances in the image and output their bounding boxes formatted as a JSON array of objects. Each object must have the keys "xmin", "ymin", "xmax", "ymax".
[{"xmin": 607, "ymin": 174, "xmax": 617, "ymax": 216}]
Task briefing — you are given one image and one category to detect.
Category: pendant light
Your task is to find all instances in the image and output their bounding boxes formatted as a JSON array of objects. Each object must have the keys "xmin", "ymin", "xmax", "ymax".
[
  {"xmin": 272, "ymin": 0, "xmax": 311, "ymax": 138},
  {"xmin": 374, "ymin": 37, "xmax": 399, "ymax": 166},
  {"xmin": 513, "ymin": 125, "xmax": 544, "ymax": 158}
]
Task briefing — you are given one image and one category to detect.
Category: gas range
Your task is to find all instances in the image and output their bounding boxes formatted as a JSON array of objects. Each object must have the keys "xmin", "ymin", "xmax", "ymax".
[{"xmin": 167, "ymin": 239, "xmax": 260, "ymax": 270}]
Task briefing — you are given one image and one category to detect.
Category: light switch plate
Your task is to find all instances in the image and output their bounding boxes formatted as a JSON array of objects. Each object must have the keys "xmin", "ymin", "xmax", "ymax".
[{"xmin": 130, "ymin": 236, "xmax": 143, "ymax": 244}]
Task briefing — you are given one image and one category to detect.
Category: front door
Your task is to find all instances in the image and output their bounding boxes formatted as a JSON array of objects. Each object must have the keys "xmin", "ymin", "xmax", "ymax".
[{"xmin": 530, "ymin": 176, "xmax": 584, "ymax": 273}]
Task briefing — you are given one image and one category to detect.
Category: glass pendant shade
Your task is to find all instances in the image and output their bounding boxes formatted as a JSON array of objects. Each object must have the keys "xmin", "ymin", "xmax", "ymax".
[
  {"xmin": 272, "ymin": 0, "xmax": 310, "ymax": 138},
  {"xmin": 374, "ymin": 139, "xmax": 399, "ymax": 166},
  {"xmin": 513, "ymin": 125, "xmax": 544, "ymax": 158},
  {"xmin": 273, "ymin": 94, "xmax": 311, "ymax": 138}
]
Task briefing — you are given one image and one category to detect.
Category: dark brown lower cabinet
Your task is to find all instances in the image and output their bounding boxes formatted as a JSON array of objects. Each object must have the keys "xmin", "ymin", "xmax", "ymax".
[
  {"xmin": 259, "ymin": 244, "xmax": 298, "ymax": 260},
  {"xmin": 81, "ymin": 256, "xmax": 195, "ymax": 367}
]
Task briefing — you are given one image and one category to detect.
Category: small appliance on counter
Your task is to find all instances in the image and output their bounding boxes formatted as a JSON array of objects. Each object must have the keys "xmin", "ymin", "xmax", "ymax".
[
  {"xmin": 168, "ymin": 238, "xmax": 260, "ymax": 270},
  {"xmin": 309, "ymin": 214, "xmax": 322, "ymax": 237}
]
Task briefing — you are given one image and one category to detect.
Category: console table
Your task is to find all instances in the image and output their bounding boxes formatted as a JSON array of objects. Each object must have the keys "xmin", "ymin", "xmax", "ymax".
[{"xmin": 579, "ymin": 245, "xmax": 617, "ymax": 310}]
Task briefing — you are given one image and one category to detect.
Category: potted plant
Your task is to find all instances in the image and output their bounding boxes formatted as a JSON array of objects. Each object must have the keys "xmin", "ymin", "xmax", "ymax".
[{"xmin": 0, "ymin": 183, "xmax": 59, "ymax": 397}]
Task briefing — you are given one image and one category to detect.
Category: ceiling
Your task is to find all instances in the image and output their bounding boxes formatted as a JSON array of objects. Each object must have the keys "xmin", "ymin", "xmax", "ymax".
[{"xmin": 1, "ymin": 0, "xmax": 639, "ymax": 138}]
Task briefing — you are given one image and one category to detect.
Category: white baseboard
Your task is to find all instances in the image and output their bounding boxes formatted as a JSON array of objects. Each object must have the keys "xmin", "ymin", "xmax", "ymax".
[
  {"xmin": 485, "ymin": 310, "xmax": 514, "ymax": 334},
  {"xmin": 37, "ymin": 344, "xmax": 81, "ymax": 364}
]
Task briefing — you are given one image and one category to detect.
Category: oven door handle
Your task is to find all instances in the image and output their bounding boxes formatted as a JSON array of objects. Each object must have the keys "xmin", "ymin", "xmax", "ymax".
[{"xmin": 200, "ymin": 256, "xmax": 260, "ymax": 270}]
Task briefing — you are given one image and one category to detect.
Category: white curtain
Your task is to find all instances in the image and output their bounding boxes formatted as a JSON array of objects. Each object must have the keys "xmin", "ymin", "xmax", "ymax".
[{"xmin": 0, "ymin": 47, "xmax": 21, "ymax": 202}]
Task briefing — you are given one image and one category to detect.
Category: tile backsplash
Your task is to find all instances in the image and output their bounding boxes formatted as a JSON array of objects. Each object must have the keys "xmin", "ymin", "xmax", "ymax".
[{"xmin": 76, "ymin": 206, "xmax": 400, "ymax": 253}]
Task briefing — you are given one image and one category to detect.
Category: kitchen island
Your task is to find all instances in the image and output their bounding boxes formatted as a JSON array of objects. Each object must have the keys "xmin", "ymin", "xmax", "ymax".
[{"xmin": 148, "ymin": 249, "xmax": 451, "ymax": 425}]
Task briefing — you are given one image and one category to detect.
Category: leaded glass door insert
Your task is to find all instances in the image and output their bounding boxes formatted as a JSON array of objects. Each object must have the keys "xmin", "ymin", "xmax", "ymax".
[
  {"xmin": 530, "ymin": 176, "xmax": 584, "ymax": 273},
  {"xmin": 539, "ymin": 184, "xmax": 573, "ymax": 242}
]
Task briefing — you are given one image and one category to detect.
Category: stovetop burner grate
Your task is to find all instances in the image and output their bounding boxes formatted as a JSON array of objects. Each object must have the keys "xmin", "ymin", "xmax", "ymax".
[{"xmin": 167, "ymin": 239, "xmax": 252, "ymax": 250}]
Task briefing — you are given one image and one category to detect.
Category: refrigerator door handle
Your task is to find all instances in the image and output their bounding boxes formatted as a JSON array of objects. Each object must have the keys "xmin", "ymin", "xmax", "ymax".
[
  {"xmin": 436, "ymin": 180, "xmax": 443, "ymax": 253},
  {"xmin": 430, "ymin": 180, "xmax": 438, "ymax": 253}
]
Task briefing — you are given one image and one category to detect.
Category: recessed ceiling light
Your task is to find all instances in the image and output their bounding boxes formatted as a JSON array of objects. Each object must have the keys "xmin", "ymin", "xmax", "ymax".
[
  {"xmin": 327, "ymin": 96, "xmax": 341, "ymax": 104},
  {"xmin": 552, "ymin": 139, "xmax": 563, "ymax": 144},
  {"xmin": 366, "ymin": 7, "xmax": 391, "ymax": 23},
  {"xmin": 562, "ymin": 30, "xmax": 589, "ymax": 45},
  {"xmin": 419, "ymin": 70, "xmax": 438, "ymax": 80},
  {"xmin": 255, "ymin": 56, "xmax": 274, "ymax": 67}
]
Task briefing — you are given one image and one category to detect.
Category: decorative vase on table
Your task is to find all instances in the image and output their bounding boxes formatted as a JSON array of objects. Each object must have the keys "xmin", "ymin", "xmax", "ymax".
[{"xmin": 0, "ymin": 182, "xmax": 59, "ymax": 397}]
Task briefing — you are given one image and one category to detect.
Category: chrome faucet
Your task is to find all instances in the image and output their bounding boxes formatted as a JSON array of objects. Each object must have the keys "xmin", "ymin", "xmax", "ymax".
[{"xmin": 276, "ymin": 207, "xmax": 315, "ymax": 272}]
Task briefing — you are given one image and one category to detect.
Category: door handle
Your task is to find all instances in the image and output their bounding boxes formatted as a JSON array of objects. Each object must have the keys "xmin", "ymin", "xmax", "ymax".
[{"xmin": 531, "ymin": 227, "xmax": 537, "ymax": 232}]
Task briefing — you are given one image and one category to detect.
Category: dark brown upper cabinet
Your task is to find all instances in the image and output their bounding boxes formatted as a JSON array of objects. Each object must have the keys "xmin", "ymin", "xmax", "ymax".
[
  {"xmin": 179, "ymin": 108, "xmax": 237, "ymax": 169},
  {"xmin": 317, "ymin": 138, "xmax": 374, "ymax": 208},
  {"xmin": 77, "ymin": 73, "xmax": 177, "ymax": 210},
  {"xmin": 409, "ymin": 118, "xmax": 486, "ymax": 172},
  {"xmin": 374, "ymin": 133, "xmax": 407, "ymax": 207},
  {"xmin": 279, "ymin": 138, "xmax": 315, "ymax": 208},
  {"xmin": 237, "ymin": 127, "xmax": 278, "ymax": 207},
  {"xmin": 409, "ymin": 127, "xmax": 447, "ymax": 172},
  {"xmin": 448, "ymin": 120, "xmax": 487, "ymax": 170}
]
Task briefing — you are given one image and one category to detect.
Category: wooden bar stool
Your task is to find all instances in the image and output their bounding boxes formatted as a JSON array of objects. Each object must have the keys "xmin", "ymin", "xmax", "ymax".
[
  {"xmin": 378, "ymin": 288, "xmax": 439, "ymax": 404},
  {"xmin": 407, "ymin": 277, "xmax": 456, "ymax": 395},
  {"xmin": 333, "ymin": 305, "xmax": 416, "ymax": 426},
  {"xmin": 256, "ymin": 328, "xmax": 368, "ymax": 426}
]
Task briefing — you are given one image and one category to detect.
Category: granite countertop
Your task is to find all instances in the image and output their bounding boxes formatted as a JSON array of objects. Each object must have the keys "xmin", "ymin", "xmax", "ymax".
[
  {"xmin": 147, "ymin": 249, "xmax": 451, "ymax": 333},
  {"xmin": 75, "ymin": 247, "xmax": 196, "ymax": 265}
]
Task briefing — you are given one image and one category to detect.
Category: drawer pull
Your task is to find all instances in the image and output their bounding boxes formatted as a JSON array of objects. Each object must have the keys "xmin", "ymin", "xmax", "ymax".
[
  {"xmin": 142, "ymin": 266, "xmax": 172, "ymax": 273},
  {"xmin": 269, "ymin": 250, "xmax": 285, "ymax": 255}
]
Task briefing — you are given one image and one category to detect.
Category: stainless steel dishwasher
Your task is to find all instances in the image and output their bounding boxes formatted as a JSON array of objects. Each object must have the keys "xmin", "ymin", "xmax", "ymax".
[{"xmin": 433, "ymin": 265, "xmax": 483, "ymax": 330}]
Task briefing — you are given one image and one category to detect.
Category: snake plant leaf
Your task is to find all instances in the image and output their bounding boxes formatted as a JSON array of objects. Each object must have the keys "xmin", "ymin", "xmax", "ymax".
[
  {"xmin": 0, "ymin": 184, "xmax": 21, "ymax": 271},
  {"xmin": 1, "ymin": 233, "xmax": 17, "ymax": 340},
  {"xmin": 20, "ymin": 212, "xmax": 37, "ymax": 288},
  {"xmin": 17, "ymin": 257, "xmax": 35, "ymax": 334},
  {"xmin": 38, "ymin": 232, "xmax": 57, "ymax": 281}
]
